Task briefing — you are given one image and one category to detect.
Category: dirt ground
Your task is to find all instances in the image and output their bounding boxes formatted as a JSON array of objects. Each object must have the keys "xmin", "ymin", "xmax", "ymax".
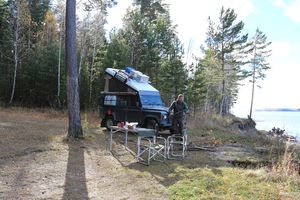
[{"xmin": 0, "ymin": 109, "xmax": 255, "ymax": 200}]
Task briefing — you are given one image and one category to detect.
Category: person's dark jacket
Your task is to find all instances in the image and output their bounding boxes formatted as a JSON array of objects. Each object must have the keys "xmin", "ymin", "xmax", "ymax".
[{"xmin": 169, "ymin": 100, "xmax": 188, "ymax": 119}]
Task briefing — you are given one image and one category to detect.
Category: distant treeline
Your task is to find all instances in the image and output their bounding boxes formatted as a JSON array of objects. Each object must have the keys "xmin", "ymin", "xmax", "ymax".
[
  {"xmin": 256, "ymin": 108, "xmax": 300, "ymax": 112},
  {"xmin": 0, "ymin": 0, "xmax": 271, "ymax": 115}
]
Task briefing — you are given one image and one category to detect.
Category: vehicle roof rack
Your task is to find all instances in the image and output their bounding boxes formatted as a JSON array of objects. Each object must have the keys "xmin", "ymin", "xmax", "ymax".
[{"xmin": 100, "ymin": 91, "xmax": 137, "ymax": 95}]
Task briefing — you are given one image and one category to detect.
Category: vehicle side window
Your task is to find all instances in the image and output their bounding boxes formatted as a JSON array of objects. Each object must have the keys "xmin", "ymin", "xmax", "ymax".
[
  {"xmin": 130, "ymin": 95, "xmax": 140, "ymax": 108},
  {"xmin": 104, "ymin": 95, "xmax": 117, "ymax": 106},
  {"xmin": 117, "ymin": 96, "xmax": 128, "ymax": 107}
]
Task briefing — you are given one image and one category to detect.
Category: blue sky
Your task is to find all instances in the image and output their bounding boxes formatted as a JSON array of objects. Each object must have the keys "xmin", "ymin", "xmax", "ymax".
[
  {"xmin": 235, "ymin": 0, "xmax": 300, "ymax": 116},
  {"xmin": 104, "ymin": 0, "xmax": 300, "ymax": 117}
]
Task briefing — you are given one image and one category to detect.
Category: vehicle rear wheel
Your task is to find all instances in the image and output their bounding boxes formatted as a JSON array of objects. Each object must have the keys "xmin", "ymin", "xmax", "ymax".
[
  {"xmin": 105, "ymin": 117, "xmax": 115, "ymax": 130},
  {"xmin": 146, "ymin": 119, "xmax": 159, "ymax": 132}
]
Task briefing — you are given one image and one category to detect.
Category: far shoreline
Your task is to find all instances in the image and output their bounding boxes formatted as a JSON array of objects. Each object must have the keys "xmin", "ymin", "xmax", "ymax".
[{"xmin": 256, "ymin": 108, "xmax": 300, "ymax": 112}]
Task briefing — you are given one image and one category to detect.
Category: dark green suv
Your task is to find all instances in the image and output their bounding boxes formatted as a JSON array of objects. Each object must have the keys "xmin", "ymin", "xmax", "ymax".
[{"xmin": 100, "ymin": 67, "xmax": 171, "ymax": 131}]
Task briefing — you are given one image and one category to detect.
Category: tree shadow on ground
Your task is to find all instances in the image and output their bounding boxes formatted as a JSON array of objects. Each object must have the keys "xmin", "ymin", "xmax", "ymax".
[{"xmin": 63, "ymin": 139, "xmax": 89, "ymax": 200}]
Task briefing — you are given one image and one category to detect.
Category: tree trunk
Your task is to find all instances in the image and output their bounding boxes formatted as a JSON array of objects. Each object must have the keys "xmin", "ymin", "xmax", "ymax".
[
  {"xmin": 27, "ymin": 22, "xmax": 31, "ymax": 51},
  {"xmin": 130, "ymin": 49, "xmax": 134, "ymax": 66},
  {"xmin": 220, "ymin": 40, "xmax": 226, "ymax": 116},
  {"xmin": 220, "ymin": 94, "xmax": 225, "ymax": 116},
  {"xmin": 193, "ymin": 103, "xmax": 196, "ymax": 119},
  {"xmin": 9, "ymin": 3, "xmax": 20, "ymax": 105},
  {"xmin": 155, "ymin": 63, "xmax": 158, "ymax": 88},
  {"xmin": 57, "ymin": 27, "xmax": 62, "ymax": 108},
  {"xmin": 78, "ymin": 26, "xmax": 87, "ymax": 79},
  {"xmin": 78, "ymin": 46, "xmax": 85, "ymax": 79},
  {"xmin": 204, "ymin": 84, "xmax": 210, "ymax": 113},
  {"xmin": 174, "ymin": 84, "xmax": 178, "ymax": 100},
  {"xmin": 89, "ymin": 35, "xmax": 97, "ymax": 107},
  {"xmin": 9, "ymin": 37, "xmax": 18, "ymax": 104},
  {"xmin": 249, "ymin": 45, "xmax": 257, "ymax": 119},
  {"xmin": 65, "ymin": 0, "xmax": 83, "ymax": 138}
]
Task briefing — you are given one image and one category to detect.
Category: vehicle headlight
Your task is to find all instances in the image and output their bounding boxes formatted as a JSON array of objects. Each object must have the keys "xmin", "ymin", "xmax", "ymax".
[{"xmin": 162, "ymin": 114, "xmax": 167, "ymax": 120}]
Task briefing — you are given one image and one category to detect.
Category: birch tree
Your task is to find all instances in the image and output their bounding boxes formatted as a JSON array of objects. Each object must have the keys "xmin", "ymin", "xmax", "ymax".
[
  {"xmin": 9, "ymin": 2, "xmax": 20, "ymax": 104},
  {"xmin": 9, "ymin": 0, "xmax": 31, "ymax": 104},
  {"xmin": 88, "ymin": 12, "xmax": 106, "ymax": 106},
  {"xmin": 78, "ymin": 13, "xmax": 90, "ymax": 79},
  {"xmin": 77, "ymin": 2, "xmax": 109, "ymax": 108},
  {"xmin": 55, "ymin": 2, "xmax": 65, "ymax": 108}
]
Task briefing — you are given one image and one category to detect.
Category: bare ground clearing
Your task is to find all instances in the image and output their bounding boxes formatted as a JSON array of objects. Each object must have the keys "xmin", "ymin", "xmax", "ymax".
[{"xmin": 0, "ymin": 109, "xmax": 257, "ymax": 200}]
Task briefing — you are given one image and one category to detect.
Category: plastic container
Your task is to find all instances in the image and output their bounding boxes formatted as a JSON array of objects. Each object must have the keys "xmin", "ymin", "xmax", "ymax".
[
  {"xmin": 132, "ymin": 71, "xmax": 149, "ymax": 83},
  {"xmin": 125, "ymin": 67, "xmax": 135, "ymax": 74}
]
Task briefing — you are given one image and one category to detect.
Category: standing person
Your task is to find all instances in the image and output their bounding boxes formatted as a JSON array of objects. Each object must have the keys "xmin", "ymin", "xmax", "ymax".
[{"xmin": 169, "ymin": 94, "xmax": 188, "ymax": 135}]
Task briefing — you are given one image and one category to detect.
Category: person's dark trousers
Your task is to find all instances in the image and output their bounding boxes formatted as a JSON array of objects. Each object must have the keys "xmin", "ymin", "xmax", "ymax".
[{"xmin": 173, "ymin": 117, "xmax": 184, "ymax": 135}]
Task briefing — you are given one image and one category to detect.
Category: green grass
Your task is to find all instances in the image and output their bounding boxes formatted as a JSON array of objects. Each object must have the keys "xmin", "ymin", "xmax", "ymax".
[
  {"xmin": 169, "ymin": 167, "xmax": 300, "ymax": 200},
  {"xmin": 180, "ymin": 117, "xmax": 300, "ymax": 199}
]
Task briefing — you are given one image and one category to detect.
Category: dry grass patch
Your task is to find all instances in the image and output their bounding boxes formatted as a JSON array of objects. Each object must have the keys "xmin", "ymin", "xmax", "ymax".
[{"xmin": 169, "ymin": 167, "xmax": 300, "ymax": 200}]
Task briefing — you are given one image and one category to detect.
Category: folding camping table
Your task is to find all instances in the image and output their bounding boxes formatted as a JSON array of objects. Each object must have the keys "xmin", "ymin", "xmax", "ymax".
[
  {"xmin": 108, "ymin": 125, "xmax": 130, "ymax": 151},
  {"xmin": 108, "ymin": 126, "xmax": 166, "ymax": 165}
]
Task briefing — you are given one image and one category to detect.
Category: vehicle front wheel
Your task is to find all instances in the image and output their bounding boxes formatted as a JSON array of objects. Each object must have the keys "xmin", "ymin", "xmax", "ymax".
[
  {"xmin": 105, "ymin": 117, "xmax": 115, "ymax": 130},
  {"xmin": 146, "ymin": 119, "xmax": 159, "ymax": 132}
]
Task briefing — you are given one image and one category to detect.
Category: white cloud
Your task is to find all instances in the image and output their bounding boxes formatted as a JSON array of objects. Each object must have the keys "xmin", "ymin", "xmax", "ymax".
[
  {"xmin": 284, "ymin": 0, "xmax": 300, "ymax": 23},
  {"xmin": 273, "ymin": 0, "xmax": 287, "ymax": 8},
  {"xmin": 105, "ymin": 0, "xmax": 255, "ymax": 62},
  {"xmin": 165, "ymin": 0, "xmax": 255, "ymax": 60},
  {"xmin": 105, "ymin": 1, "xmax": 131, "ymax": 33},
  {"xmin": 254, "ymin": 62, "xmax": 300, "ymax": 108},
  {"xmin": 233, "ymin": 62, "xmax": 300, "ymax": 116},
  {"xmin": 272, "ymin": 0, "xmax": 300, "ymax": 23},
  {"xmin": 271, "ymin": 40, "xmax": 300, "ymax": 63}
]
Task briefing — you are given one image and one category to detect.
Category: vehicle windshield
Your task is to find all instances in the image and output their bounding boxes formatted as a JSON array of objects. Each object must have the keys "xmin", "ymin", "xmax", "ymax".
[{"xmin": 140, "ymin": 95, "xmax": 163, "ymax": 106}]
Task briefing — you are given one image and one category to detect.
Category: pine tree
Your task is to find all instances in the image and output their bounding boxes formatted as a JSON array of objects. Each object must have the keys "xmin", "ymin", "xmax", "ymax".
[
  {"xmin": 197, "ymin": 47, "xmax": 222, "ymax": 113},
  {"xmin": 65, "ymin": 0, "xmax": 83, "ymax": 138},
  {"xmin": 134, "ymin": 0, "xmax": 166, "ymax": 21},
  {"xmin": 187, "ymin": 63, "xmax": 207, "ymax": 117},
  {"xmin": 120, "ymin": 3, "xmax": 176, "ymax": 87},
  {"xmin": 105, "ymin": 29, "xmax": 131, "ymax": 68},
  {"xmin": 205, "ymin": 7, "xmax": 248, "ymax": 115},
  {"xmin": 246, "ymin": 28, "xmax": 271, "ymax": 118},
  {"xmin": 160, "ymin": 38, "xmax": 187, "ymax": 103}
]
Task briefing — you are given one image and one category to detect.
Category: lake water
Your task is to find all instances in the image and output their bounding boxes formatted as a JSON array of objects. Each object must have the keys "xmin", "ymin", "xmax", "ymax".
[{"xmin": 235, "ymin": 111, "xmax": 300, "ymax": 138}]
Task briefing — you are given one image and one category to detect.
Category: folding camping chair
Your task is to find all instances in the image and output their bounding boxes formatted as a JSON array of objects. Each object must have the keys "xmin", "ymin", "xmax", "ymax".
[
  {"xmin": 167, "ymin": 113, "xmax": 188, "ymax": 160},
  {"xmin": 136, "ymin": 128, "xmax": 167, "ymax": 165},
  {"xmin": 167, "ymin": 128, "xmax": 188, "ymax": 159}
]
